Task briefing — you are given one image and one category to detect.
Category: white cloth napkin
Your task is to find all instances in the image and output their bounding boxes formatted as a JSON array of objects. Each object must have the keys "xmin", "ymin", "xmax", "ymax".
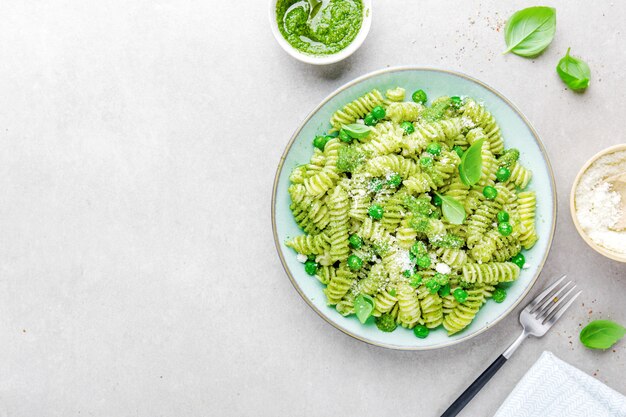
[{"xmin": 494, "ymin": 351, "xmax": 626, "ymax": 417}]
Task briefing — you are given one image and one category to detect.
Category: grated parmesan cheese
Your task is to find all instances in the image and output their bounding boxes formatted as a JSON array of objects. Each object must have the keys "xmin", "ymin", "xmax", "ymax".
[
  {"xmin": 436, "ymin": 262, "xmax": 452, "ymax": 275},
  {"xmin": 575, "ymin": 150, "xmax": 626, "ymax": 255},
  {"xmin": 296, "ymin": 254, "xmax": 308, "ymax": 263}
]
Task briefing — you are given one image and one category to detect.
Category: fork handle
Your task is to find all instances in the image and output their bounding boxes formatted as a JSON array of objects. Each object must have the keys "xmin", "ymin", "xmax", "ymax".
[
  {"xmin": 440, "ymin": 355, "xmax": 507, "ymax": 417},
  {"xmin": 440, "ymin": 331, "xmax": 528, "ymax": 417}
]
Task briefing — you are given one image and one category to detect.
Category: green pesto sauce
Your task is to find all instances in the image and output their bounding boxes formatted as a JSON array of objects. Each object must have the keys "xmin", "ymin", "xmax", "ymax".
[{"xmin": 276, "ymin": 0, "xmax": 363, "ymax": 56}]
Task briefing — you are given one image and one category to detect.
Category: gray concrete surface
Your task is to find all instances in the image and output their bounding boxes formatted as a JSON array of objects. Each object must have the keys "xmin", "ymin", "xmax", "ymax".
[{"xmin": 0, "ymin": 1, "xmax": 625, "ymax": 416}]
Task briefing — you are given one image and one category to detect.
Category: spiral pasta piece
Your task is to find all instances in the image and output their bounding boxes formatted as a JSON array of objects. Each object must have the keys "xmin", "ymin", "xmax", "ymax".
[
  {"xmin": 418, "ymin": 287, "xmax": 444, "ymax": 328},
  {"xmin": 315, "ymin": 265, "xmax": 337, "ymax": 285},
  {"xmin": 397, "ymin": 282, "xmax": 422, "ymax": 328},
  {"xmin": 518, "ymin": 191, "xmax": 538, "ymax": 249},
  {"xmin": 324, "ymin": 264, "xmax": 356, "ymax": 305},
  {"xmin": 461, "ymin": 99, "xmax": 504, "ymax": 155},
  {"xmin": 285, "ymin": 233, "xmax": 331, "ymax": 255},
  {"xmin": 462, "ymin": 262, "xmax": 520, "ymax": 284},
  {"xmin": 508, "ymin": 162, "xmax": 533, "ymax": 189},
  {"xmin": 385, "ymin": 102, "xmax": 424, "ymax": 123},
  {"xmin": 443, "ymin": 287, "xmax": 486, "ymax": 335},
  {"xmin": 436, "ymin": 247, "xmax": 469, "ymax": 270},
  {"xmin": 395, "ymin": 218, "xmax": 417, "ymax": 250},
  {"xmin": 365, "ymin": 154, "xmax": 419, "ymax": 178},
  {"xmin": 386, "ymin": 87, "xmax": 406, "ymax": 102},
  {"xmin": 330, "ymin": 89, "xmax": 386, "ymax": 130}
]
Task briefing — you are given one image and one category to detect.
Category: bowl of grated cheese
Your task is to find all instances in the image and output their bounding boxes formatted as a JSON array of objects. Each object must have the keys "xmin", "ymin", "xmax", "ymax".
[{"xmin": 571, "ymin": 144, "xmax": 626, "ymax": 263}]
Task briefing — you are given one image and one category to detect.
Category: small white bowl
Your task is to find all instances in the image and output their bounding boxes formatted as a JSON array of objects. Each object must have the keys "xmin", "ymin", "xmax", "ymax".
[
  {"xmin": 269, "ymin": 0, "xmax": 372, "ymax": 65},
  {"xmin": 570, "ymin": 143, "xmax": 626, "ymax": 263}
]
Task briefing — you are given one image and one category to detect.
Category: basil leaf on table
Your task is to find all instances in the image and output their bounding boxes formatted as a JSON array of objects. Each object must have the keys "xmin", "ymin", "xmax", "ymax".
[
  {"xmin": 580, "ymin": 320, "xmax": 626, "ymax": 350},
  {"xmin": 459, "ymin": 139, "xmax": 484, "ymax": 186},
  {"xmin": 342, "ymin": 123, "xmax": 372, "ymax": 139},
  {"xmin": 436, "ymin": 193, "xmax": 466, "ymax": 225},
  {"xmin": 504, "ymin": 6, "xmax": 557, "ymax": 57},
  {"xmin": 556, "ymin": 48, "xmax": 591, "ymax": 91},
  {"xmin": 354, "ymin": 294, "xmax": 375, "ymax": 324}
]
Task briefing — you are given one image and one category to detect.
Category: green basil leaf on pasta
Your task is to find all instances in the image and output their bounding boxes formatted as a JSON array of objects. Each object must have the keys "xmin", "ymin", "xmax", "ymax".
[
  {"xmin": 556, "ymin": 48, "xmax": 591, "ymax": 91},
  {"xmin": 436, "ymin": 193, "xmax": 466, "ymax": 225},
  {"xmin": 580, "ymin": 320, "xmax": 626, "ymax": 350},
  {"xmin": 343, "ymin": 123, "xmax": 372, "ymax": 139},
  {"xmin": 459, "ymin": 139, "xmax": 484, "ymax": 186},
  {"xmin": 504, "ymin": 6, "xmax": 556, "ymax": 57},
  {"xmin": 354, "ymin": 294, "xmax": 375, "ymax": 324}
]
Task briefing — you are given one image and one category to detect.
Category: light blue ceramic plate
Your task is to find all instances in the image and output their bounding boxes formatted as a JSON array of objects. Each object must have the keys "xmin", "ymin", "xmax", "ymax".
[{"xmin": 272, "ymin": 67, "xmax": 556, "ymax": 350}]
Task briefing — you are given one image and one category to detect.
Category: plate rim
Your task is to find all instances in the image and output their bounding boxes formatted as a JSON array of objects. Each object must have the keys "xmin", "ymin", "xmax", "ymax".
[{"xmin": 271, "ymin": 66, "xmax": 557, "ymax": 351}]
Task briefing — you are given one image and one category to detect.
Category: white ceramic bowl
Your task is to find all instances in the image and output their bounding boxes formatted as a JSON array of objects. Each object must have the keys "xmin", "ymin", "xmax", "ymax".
[
  {"xmin": 268, "ymin": 0, "xmax": 372, "ymax": 65},
  {"xmin": 570, "ymin": 143, "xmax": 626, "ymax": 263}
]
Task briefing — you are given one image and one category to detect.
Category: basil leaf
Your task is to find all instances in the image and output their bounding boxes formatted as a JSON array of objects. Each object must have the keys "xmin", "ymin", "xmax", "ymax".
[
  {"xmin": 557, "ymin": 48, "xmax": 591, "ymax": 91},
  {"xmin": 436, "ymin": 193, "xmax": 466, "ymax": 225},
  {"xmin": 504, "ymin": 7, "xmax": 557, "ymax": 57},
  {"xmin": 580, "ymin": 320, "xmax": 626, "ymax": 350},
  {"xmin": 354, "ymin": 294, "xmax": 375, "ymax": 324},
  {"xmin": 343, "ymin": 123, "xmax": 372, "ymax": 139},
  {"xmin": 459, "ymin": 139, "xmax": 484, "ymax": 186}
]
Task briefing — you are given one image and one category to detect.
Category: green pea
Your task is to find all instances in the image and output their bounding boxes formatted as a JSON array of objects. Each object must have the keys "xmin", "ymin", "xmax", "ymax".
[
  {"xmin": 371, "ymin": 106, "xmax": 386, "ymax": 120},
  {"xmin": 364, "ymin": 113, "xmax": 377, "ymax": 126},
  {"xmin": 304, "ymin": 261, "xmax": 317, "ymax": 276},
  {"xmin": 403, "ymin": 269, "xmax": 412, "ymax": 277},
  {"xmin": 498, "ymin": 222, "xmax": 513, "ymax": 236},
  {"xmin": 409, "ymin": 275, "xmax": 423, "ymax": 287},
  {"xmin": 348, "ymin": 234, "xmax": 363, "ymax": 249},
  {"xmin": 420, "ymin": 157, "xmax": 433, "ymax": 167},
  {"xmin": 313, "ymin": 135, "xmax": 328, "ymax": 150},
  {"xmin": 450, "ymin": 96, "xmax": 462, "ymax": 108},
  {"xmin": 492, "ymin": 288, "xmax": 507, "ymax": 303},
  {"xmin": 510, "ymin": 252, "xmax": 525, "ymax": 268},
  {"xmin": 453, "ymin": 145, "xmax": 464, "ymax": 158},
  {"xmin": 410, "ymin": 241, "xmax": 427, "ymax": 256},
  {"xmin": 483, "ymin": 185, "xmax": 498, "ymax": 200},
  {"xmin": 412, "ymin": 89, "xmax": 427, "ymax": 104},
  {"xmin": 417, "ymin": 255, "xmax": 431, "ymax": 269},
  {"xmin": 413, "ymin": 325, "xmax": 430, "ymax": 338},
  {"xmin": 339, "ymin": 129, "xmax": 352, "ymax": 143},
  {"xmin": 387, "ymin": 173, "xmax": 402, "ymax": 188},
  {"xmin": 433, "ymin": 194, "xmax": 442, "ymax": 207},
  {"xmin": 426, "ymin": 279, "xmax": 440, "ymax": 294},
  {"xmin": 368, "ymin": 204, "xmax": 384, "ymax": 220},
  {"xmin": 496, "ymin": 167, "xmax": 511, "ymax": 182},
  {"xmin": 439, "ymin": 284, "xmax": 451, "ymax": 297},
  {"xmin": 453, "ymin": 288, "xmax": 468, "ymax": 303},
  {"xmin": 401, "ymin": 121, "xmax": 415, "ymax": 135},
  {"xmin": 427, "ymin": 142, "xmax": 442, "ymax": 156},
  {"xmin": 347, "ymin": 255, "xmax": 363, "ymax": 271},
  {"xmin": 497, "ymin": 211, "xmax": 509, "ymax": 223}
]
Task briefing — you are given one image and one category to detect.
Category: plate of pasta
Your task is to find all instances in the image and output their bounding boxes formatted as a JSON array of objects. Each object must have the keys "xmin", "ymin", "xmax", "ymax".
[{"xmin": 272, "ymin": 67, "xmax": 556, "ymax": 350}]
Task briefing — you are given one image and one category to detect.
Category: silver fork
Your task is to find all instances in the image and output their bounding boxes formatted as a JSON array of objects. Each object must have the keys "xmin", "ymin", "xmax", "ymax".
[{"xmin": 441, "ymin": 275, "xmax": 581, "ymax": 417}]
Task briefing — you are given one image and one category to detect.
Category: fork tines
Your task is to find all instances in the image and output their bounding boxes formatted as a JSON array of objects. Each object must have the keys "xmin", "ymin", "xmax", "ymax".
[{"xmin": 526, "ymin": 275, "xmax": 582, "ymax": 325}]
